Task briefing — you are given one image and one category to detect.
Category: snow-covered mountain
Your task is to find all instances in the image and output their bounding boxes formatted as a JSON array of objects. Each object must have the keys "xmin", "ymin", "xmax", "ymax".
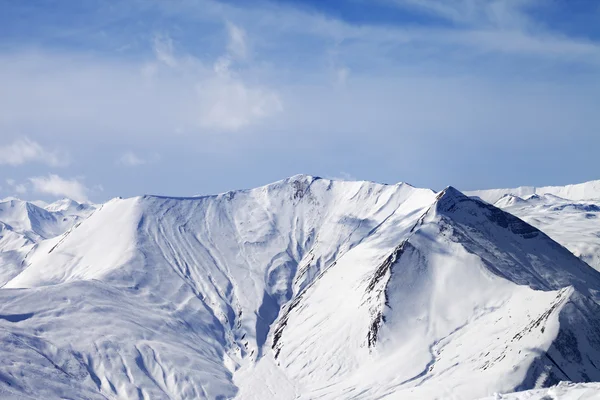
[
  {"xmin": 0, "ymin": 176, "xmax": 599, "ymax": 399},
  {"xmin": 465, "ymin": 181, "xmax": 600, "ymax": 272},
  {"xmin": 465, "ymin": 179, "xmax": 600, "ymax": 204},
  {"xmin": 0, "ymin": 197, "xmax": 94, "ymax": 245},
  {"xmin": 490, "ymin": 193, "xmax": 600, "ymax": 271},
  {"xmin": 0, "ymin": 197, "xmax": 95, "ymax": 285}
]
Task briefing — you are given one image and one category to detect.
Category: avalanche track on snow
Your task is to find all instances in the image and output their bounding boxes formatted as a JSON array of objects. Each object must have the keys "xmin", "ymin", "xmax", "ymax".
[{"xmin": 1, "ymin": 176, "xmax": 600, "ymax": 400}]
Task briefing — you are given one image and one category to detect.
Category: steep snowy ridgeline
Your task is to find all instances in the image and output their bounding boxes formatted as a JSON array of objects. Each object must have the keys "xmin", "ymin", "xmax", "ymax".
[
  {"xmin": 0, "ymin": 199, "xmax": 64, "ymax": 244},
  {"xmin": 1, "ymin": 176, "xmax": 439, "ymax": 399},
  {"xmin": 0, "ymin": 198, "xmax": 95, "ymax": 244},
  {"xmin": 250, "ymin": 187, "xmax": 600, "ymax": 400},
  {"xmin": 478, "ymin": 381, "xmax": 600, "ymax": 399},
  {"xmin": 493, "ymin": 194, "xmax": 600, "ymax": 271},
  {"xmin": 45, "ymin": 198, "xmax": 90, "ymax": 213},
  {"xmin": 44, "ymin": 198, "xmax": 96, "ymax": 221},
  {"xmin": 0, "ymin": 198, "xmax": 96, "ymax": 287},
  {"xmin": 5, "ymin": 197, "xmax": 140, "ymax": 288},
  {"xmin": 465, "ymin": 179, "xmax": 600, "ymax": 204}
]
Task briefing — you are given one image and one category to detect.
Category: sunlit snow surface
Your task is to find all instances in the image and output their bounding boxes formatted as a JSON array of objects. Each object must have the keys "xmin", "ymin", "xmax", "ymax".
[
  {"xmin": 480, "ymin": 382, "xmax": 600, "ymax": 399},
  {"xmin": 1, "ymin": 176, "xmax": 600, "ymax": 399},
  {"xmin": 466, "ymin": 181, "xmax": 600, "ymax": 271},
  {"xmin": 490, "ymin": 194, "xmax": 600, "ymax": 272},
  {"xmin": 0, "ymin": 197, "xmax": 95, "ymax": 286}
]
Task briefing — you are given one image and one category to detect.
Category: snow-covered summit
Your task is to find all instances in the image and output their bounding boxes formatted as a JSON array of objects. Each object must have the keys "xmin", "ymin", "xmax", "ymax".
[
  {"xmin": 0, "ymin": 197, "xmax": 95, "ymax": 242},
  {"xmin": 44, "ymin": 197, "xmax": 94, "ymax": 214}
]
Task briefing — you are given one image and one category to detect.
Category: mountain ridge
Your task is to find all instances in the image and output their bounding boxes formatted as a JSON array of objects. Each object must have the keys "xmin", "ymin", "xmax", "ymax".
[
  {"xmin": 1, "ymin": 177, "xmax": 600, "ymax": 399},
  {"xmin": 465, "ymin": 179, "xmax": 600, "ymax": 204}
]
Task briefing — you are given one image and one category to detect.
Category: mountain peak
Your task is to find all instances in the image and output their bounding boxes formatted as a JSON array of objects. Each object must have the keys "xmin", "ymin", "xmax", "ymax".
[
  {"xmin": 433, "ymin": 186, "xmax": 470, "ymax": 212},
  {"xmin": 45, "ymin": 198, "xmax": 83, "ymax": 213},
  {"xmin": 494, "ymin": 194, "xmax": 526, "ymax": 208},
  {"xmin": 438, "ymin": 185, "xmax": 466, "ymax": 198},
  {"xmin": 286, "ymin": 173, "xmax": 319, "ymax": 182}
]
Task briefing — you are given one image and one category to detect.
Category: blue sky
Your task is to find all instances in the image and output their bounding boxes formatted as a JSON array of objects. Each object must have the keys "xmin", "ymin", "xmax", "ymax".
[{"xmin": 0, "ymin": 0, "xmax": 599, "ymax": 202}]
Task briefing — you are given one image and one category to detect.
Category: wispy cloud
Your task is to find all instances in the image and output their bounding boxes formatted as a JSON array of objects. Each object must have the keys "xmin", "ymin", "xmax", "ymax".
[
  {"xmin": 378, "ymin": 0, "xmax": 600, "ymax": 60},
  {"xmin": 117, "ymin": 151, "xmax": 160, "ymax": 167},
  {"xmin": 0, "ymin": 0, "xmax": 598, "ymax": 197},
  {"xmin": 197, "ymin": 76, "xmax": 283, "ymax": 132},
  {"xmin": 145, "ymin": 23, "xmax": 282, "ymax": 132},
  {"xmin": 226, "ymin": 21, "xmax": 248, "ymax": 60},
  {"xmin": 201, "ymin": 22, "xmax": 282, "ymax": 131},
  {"xmin": 390, "ymin": 0, "xmax": 533, "ymax": 29},
  {"xmin": 29, "ymin": 174, "xmax": 89, "ymax": 202},
  {"xmin": 0, "ymin": 138, "xmax": 69, "ymax": 167},
  {"xmin": 117, "ymin": 151, "xmax": 146, "ymax": 166},
  {"xmin": 328, "ymin": 171, "xmax": 356, "ymax": 181},
  {"xmin": 6, "ymin": 178, "xmax": 27, "ymax": 195},
  {"xmin": 14, "ymin": 184, "xmax": 27, "ymax": 194},
  {"xmin": 153, "ymin": 34, "xmax": 178, "ymax": 68}
]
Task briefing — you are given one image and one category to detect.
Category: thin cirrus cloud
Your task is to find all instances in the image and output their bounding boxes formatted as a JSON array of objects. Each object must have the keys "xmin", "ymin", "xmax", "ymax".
[
  {"xmin": 0, "ymin": 138, "xmax": 69, "ymax": 167},
  {"xmin": 28, "ymin": 174, "xmax": 89, "ymax": 203}
]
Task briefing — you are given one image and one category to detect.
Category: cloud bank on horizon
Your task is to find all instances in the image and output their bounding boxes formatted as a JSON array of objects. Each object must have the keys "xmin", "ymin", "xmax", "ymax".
[{"xmin": 0, "ymin": 0, "xmax": 598, "ymax": 202}]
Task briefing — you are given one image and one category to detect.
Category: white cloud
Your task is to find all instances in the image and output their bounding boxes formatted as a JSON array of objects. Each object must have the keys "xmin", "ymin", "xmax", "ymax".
[
  {"xmin": 0, "ymin": 138, "xmax": 69, "ymax": 167},
  {"xmin": 153, "ymin": 35, "xmax": 178, "ymax": 68},
  {"xmin": 226, "ymin": 22, "xmax": 248, "ymax": 60},
  {"xmin": 29, "ymin": 174, "xmax": 89, "ymax": 202},
  {"xmin": 117, "ymin": 151, "xmax": 160, "ymax": 167},
  {"xmin": 0, "ymin": 1, "xmax": 597, "ymax": 150},
  {"xmin": 392, "ymin": 0, "xmax": 533, "ymax": 29},
  {"xmin": 214, "ymin": 22, "xmax": 249, "ymax": 76},
  {"xmin": 14, "ymin": 184, "xmax": 27, "ymax": 194},
  {"xmin": 117, "ymin": 151, "xmax": 146, "ymax": 166},
  {"xmin": 196, "ymin": 22, "xmax": 282, "ymax": 131},
  {"xmin": 5, "ymin": 178, "xmax": 27, "ymax": 195},
  {"xmin": 197, "ymin": 76, "xmax": 283, "ymax": 131},
  {"xmin": 146, "ymin": 25, "xmax": 282, "ymax": 132},
  {"xmin": 328, "ymin": 171, "xmax": 356, "ymax": 181}
]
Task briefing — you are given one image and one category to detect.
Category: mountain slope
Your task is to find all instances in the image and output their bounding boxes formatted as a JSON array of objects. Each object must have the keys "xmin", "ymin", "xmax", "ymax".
[
  {"xmin": 0, "ymin": 198, "xmax": 95, "ymax": 286},
  {"xmin": 1, "ymin": 177, "xmax": 600, "ymax": 399},
  {"xmin": 1, "ymin": 177, "xmax": 437, "ymax": 398},
  {"xmin": 258, "ymin": 187, "xmax": 600, "ymax": 399},
  {"xmin": 488, "ymin": 193, "xmax": 600, "ymax": 271}
]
